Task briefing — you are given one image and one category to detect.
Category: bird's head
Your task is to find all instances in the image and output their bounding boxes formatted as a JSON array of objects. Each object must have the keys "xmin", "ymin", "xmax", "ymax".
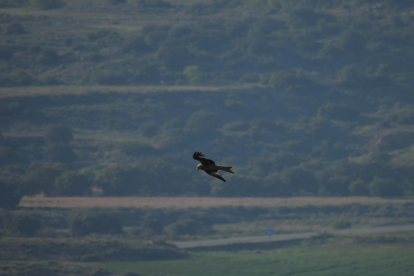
[{"xmin": 197, "ymin": 164, "xmax": 202, "ymax": 171}]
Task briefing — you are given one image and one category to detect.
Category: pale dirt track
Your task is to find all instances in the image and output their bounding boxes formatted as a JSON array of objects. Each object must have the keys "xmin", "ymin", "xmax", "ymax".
[
  {"xmin": 19, "ymin": 196, "xmax": 413, "ymax": 209},
  {"xmin": 173, "ymin": 224, "xmax": 414, "ymax": 249},
  {"xmin": 0, "ymin": 85, "xmax": 255, "ymax": 99}
]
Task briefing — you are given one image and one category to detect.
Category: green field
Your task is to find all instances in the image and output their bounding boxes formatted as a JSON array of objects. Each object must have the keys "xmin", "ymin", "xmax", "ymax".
[
  {"xmin": 1, "ymin": 231, "xmax": 414, "ymax": 276},
  {"xmin": 103, "ymin": 243, "xmax": 414, "ymax": 276},
  {"xmin": 2, "ymin": 196, "xmax": 414, "ymax": 276}
]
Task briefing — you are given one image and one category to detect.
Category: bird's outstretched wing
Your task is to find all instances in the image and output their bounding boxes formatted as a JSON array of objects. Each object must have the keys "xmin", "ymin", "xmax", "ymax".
[
  {"xmin": 207, "ymin": 171, "xmax": 226, "ymax": 182},
  {"xmin": 193, "ymin": 151, "xmax": 215, "ymax": 166}
]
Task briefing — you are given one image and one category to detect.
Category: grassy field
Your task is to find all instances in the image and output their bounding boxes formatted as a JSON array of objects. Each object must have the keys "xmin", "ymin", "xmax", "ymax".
[
  {"xmin": 18, "ymin": 196, "xmax": 414, "ymax": 239},
  {"xmin": 3, "ymin": 233, "xmax": 413, "ymax": 276},
  {"xmin": 5, "ymin": 196, "xmax": 414, "ymax": 276},
  {"xmin": 19, "ymin": 196, "xmax": 413, "ymax": 208},
  {"xmin": 102, "ymin": 243, "xmax": 414, "ymax": 276}
]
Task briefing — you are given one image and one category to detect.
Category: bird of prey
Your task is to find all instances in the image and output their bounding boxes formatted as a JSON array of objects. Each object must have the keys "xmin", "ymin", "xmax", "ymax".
[{"xmin": 193, "ymin": 151, "xmax": 234, "ymax": 182}]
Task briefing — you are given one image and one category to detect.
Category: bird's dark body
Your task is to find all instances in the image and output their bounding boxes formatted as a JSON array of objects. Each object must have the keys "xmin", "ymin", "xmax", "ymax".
[{"xmin": 193, "ymin": 151, "xmax": 234, "ymax": 182}]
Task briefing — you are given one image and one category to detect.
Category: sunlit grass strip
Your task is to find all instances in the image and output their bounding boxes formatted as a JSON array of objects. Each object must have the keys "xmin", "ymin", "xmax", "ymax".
[{"xmin": 20, "ymin": 196, "xmax": 413, "ymax": 209}]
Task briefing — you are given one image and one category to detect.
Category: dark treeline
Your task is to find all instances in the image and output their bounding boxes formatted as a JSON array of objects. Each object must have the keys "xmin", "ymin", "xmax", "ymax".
[
  {"xmin": 1, "ymin": 0, "xmax": 414, "ymax": 206},
  {"xmin": 0, "ymin": 0, "xmax": 413, "ymax": 88}
]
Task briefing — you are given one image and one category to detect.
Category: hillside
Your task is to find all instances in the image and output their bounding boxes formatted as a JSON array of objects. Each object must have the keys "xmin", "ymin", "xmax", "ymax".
[{"xmin": 1, "ymin": 0, "xmax": 414, "ymax": 199}]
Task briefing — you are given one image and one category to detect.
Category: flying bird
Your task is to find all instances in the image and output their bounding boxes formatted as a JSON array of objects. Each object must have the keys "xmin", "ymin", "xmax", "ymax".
[{"xmin": 193, "ymin": 151, "xmax": 234, "ymax": 182}]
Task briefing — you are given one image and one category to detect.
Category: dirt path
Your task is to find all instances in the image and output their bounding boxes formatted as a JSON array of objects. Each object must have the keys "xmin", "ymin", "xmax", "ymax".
[
  {"xmin": 0, "ymin": 85, "xmax": 253, "ymax": 99},
  {"xmin": 173, "ymin": 224, "xmax": 414, "ymax": 249},
  {"xmin": 20, "ymin": 196, "xmax": 412, "ymax": 208}
]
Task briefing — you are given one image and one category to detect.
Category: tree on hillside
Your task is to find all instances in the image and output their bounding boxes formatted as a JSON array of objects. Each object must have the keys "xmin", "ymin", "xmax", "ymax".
[
  {"xmin": 29, "ymin": 0, "xmax": 65, "ymax": 10},
  {"xmin": 53, "ymin": 171, "xmax": 92, "ymax": 196},
  {"xmin": 281, "ymin": 166, "xmax": 319, "ymax": 195},
  {"xmin": 107, "ymin": 0, "xmax": 127, "ymax": 5},
  {"xmin": 317, "ymin": 103, "xmax": 360, "ymax": 121},
  {"xmin": 0, "ymin": 180, "xmax": 22, "ymax": 209},
  {"xmin": 3, "ymin": 23, "xmax": 26, "ymax": 35},
  {"xmin": 369, "ymin": 178, "xmax": 404, "ymax": 198},
  {"xmin": 70, "ymin": 212, "xmax": 123, "ymax": 236},
  {"xmin": 46, "ymin": 125, "xmax": 74, "ymax": 144},
  {"xmin": 183, "ymin": 65, "xmax": 203, "ymax": 85},
  {"xmin": 95, "ymin": 161, "xmax": 190, "ymax": 196},
  {"xmin": 45, "ymin": 143, "xmax": 78, "ymax": 163},
  {"xmin": 140, "ymin": 217, "xmax": 164, "ymax": 236},
  {"xmin": 185, "ymin": 110, "xmax": 221, "ymax": 140},
  {"xmin": 349, "ymin": 179, "xmax": 370, "ymax": 196},
  {"xmin": 3, "ymin": 214, "xmax": 41, "ymax": 236},
  {"xmin": 21, "ymin": 164, "xmax": 64, "ymax": 196},
  {"xmin": 94, "ymin": 165, "xmax": 141, "ymax": 196}
]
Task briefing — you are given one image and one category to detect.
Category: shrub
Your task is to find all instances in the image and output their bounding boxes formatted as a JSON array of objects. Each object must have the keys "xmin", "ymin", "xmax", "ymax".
[
  {"xmin": 3, "ymin": 214, "xmax": 42, "ymax": 236},
  {"xmin": 94, "ymin": 165, "xmax": 140, "ymax": 196},
  {"xmin": 46, "ymin": 125, "xmax": 74, "ymax": 143},
  {"xmin": 165, "ymin": 216, "xmax": 213, "ymax": 237},
  {"xmin": 0, "ymin": 0, "xmax": 29, "ymax": 8},
  {"xmin": 183, "ymin": 65, "xmax": 203, "ymax": 85},
  {"xmin": 0, "ymin": 180, "xmax": 22, "ymax": 209},
  {"xmin": 90, "ymin": 70, "xmax": 129, "ymax": 86},
  {"xmin": 280, "ymin": 166, "xmax": 319, "ymax": 195},
  {"xmin": 53, "ymin": 171, "xmax": 92, "ymax": 196},
  {"xmin": 107, "ymin": 0, "xmax": 126, "ymax": 4},
  {"xmin": 135, "ymin": 0, "xmax": 172, "ymax": 8},
  {"xmin": 121, "ymin": 272, "xmax": 141, "ymax": 276},
  {"xmin": 45, "ymin": 143, "xmax": 78, "ymax": 163},
  {"xmin": 140, "ymin": 217, "xmax": 164, "ymax": 236},
  {"xmin": 369, "ymin": 178, "xmax": 404, "ymax": 198},
  {"xmin": 211, "ymin": 175, "xmax": 265, "ymax": 197},
  {"xmin": 70, "ymin": 212, "xmax": 123, "ymax": 236},
  {"xmin": 21, "ymin": 164, "xmax": 64, "ymax": 196},
  {"xmin": 3, "ymin": 22, "xmax": 26, "ymax": 35},
  {"xmin": 0, "ymin": 47, "xmax": 14, "ymax": 60},
  {"xmin": 330, "ymin": 219, "xmax": 351, "ymax": 230},
  {"xmin": 139, "ymin": 121, "xmax": 159, "ymax": 137},
  {"xmin": 185, "ymin": 110, "xmax": 220, "ymax": 139},
  {"xmin": 336, "ymin": 64, "xmax": 359, "ymax": 87},
  {"xmin": 4, "ymin": 71, "xmax": 34, "ymax": 86},
  {"xmin": 349, "ymin": 179, "xmax": 370, "ymax": 196},
  {"xmin": 134, "ymin": 64, "xmax": 161, "ymax": 84},
  {"xmin": 29, "ymin": 0, "xmax": 64, "ymax": 10},
  {"xmin": 269, "ymin": 71, "xmax": 321, "ymax": 93},
  {"xmin": 317, "ymin": 103, "xmax": 360, "ymax": 121}
]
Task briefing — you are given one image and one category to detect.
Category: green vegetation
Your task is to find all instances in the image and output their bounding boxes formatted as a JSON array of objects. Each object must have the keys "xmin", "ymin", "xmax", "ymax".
[
  {"xmin": 70, "ymin": 212, "xmax": 123, "ymax": 236},
  {"xmin": 1, "ymin": 0, "xmax": 414, "ymax": 200},
  {"xmin": 0, "ymin": 236, "xmax": 187, "ymax": 263},
  {"xmin": 2, "ymin": 213, "xmax": 41, "ymax": 236},
  {"xmin": 103, "ymin": 243, "xmax": 414, "ymax": 276},
  {"xmin": 330, "ymin": 219, "xmax": 351, "ymax": 230},
  {"xmin": 2, "ymin": 201, "xmax": 413, "ymax": 240},
  {"xmin": 0, "ymin": 0, "xmax": 413, "ymax": 200},
  {"xmin": 0, "ymin": 179, "xmax": 21, "ymax": 209},
  {"xmin": 1, "ymin": 0, "xmax": 414, "ymax": 87},
  {"xmin": 1, "ymin": 198, "xmax": 413, "ymax": 275}
]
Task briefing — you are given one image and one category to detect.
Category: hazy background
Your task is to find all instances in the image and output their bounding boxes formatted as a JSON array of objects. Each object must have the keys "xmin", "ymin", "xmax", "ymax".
[
  {"xmin": 1, "ymin": 2, "xmax": 414, "ymax": 276},
  {"xmin": 1, "ymin": 0, "xmax": 414, "ymax": 205}
]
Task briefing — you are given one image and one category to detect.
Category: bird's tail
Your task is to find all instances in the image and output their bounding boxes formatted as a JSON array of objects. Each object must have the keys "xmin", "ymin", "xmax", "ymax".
[{"xmin": 217, "ymin": 166, "xmax": 234, "ymax": 174}]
